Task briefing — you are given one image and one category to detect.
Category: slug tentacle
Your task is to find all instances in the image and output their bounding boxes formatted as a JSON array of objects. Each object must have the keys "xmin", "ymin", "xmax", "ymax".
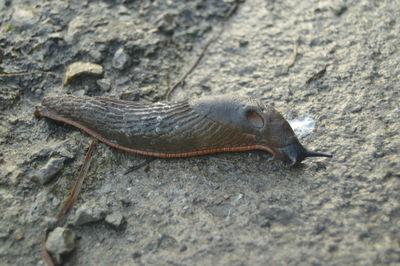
[{"xmin": 35, "ymin": 94, "xmax": 332, "ymax": 165}]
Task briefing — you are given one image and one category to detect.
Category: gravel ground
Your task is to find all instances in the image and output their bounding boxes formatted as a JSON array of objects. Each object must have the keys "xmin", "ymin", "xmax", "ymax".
[{"xmin": 1, "ymin": 0, "xmax": 399, "ymax": 265}]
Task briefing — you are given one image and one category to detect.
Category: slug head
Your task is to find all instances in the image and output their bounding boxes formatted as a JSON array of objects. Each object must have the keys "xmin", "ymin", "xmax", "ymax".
[
  {"xmin": 190, "ymin": 95, "xmax": 332, "ymax": 166},
  {"xmin": 247, "ymin": 103, "xmax": 332, "ymax": 166}
]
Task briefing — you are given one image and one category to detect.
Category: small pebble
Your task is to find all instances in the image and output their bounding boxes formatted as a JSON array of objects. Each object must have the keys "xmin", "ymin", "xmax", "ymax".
[
  {"xmin": 64, "ymin": 16, "xmax": 85, "ymax": 43},
  {"xmin": 239, "ymin": 40, "xmax": 249, "ymax": 47},
  {"xmin": 132, "ymin": 251, "xmax": 142, "ymax": 259},
  {"xmin": 112, "ymin": 48, "xmax": 130, "ymax": 70},
  {"xmin": 73, "ymin": 202, "xmax": 106, "ymax": 226},
  {"xmin": 64, "ymin": 62, "xmax": 104, "ymax": 85},
  {"xmin": 105, "ymin": 212, "xmax": 125, "ymax": 228},
  {"xmin": 14, "ymin": 232, "xmax": 24, "ymax": 240},
  {"xmin": 11, "ymin": 8, "xmax": 38, "ymax": 30},
  {"xmin": 156, "ymin": 12, "xmax": 175, "ymax": 35},
  {"xmin": 96, "ymin": 78, "xmax": 111, "ymax": 92},
  {"xmin": 45, "ymin": 227, "xmax": 75, "ymax": 264},
  {"xmin": 30, "ymin": 157, "xmax": 66, "ymax": 185},
  {"xmin": 72, "ymin": 89, "xmax": 86, "ymax": 96}
]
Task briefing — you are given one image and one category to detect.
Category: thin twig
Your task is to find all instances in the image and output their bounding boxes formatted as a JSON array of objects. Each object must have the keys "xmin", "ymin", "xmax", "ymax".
[
  {"xmin": 41, "ymin": 233, "xmax": 55, "ymax": 266},
  {"xmin": 286, "ymin": 42, "xmax": 299, "ymax": 71},
  {"xmin": 0, "ymin": 71, "xmax": 57, "ymax": 77},
  {"xmin": 41, "ymin": 140, "xmax": 96, "ymax": 266},
  {"xmin": 56, "ymin": 140, "xmax": 97, "ymax": 221},
  {"xmin": 165, "ymin": 1, "xmax": 241, "ymax": 100}
]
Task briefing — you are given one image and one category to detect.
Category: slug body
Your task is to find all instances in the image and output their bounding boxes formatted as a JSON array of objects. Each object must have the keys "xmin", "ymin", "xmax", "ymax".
[{"xmin": 35, "ymin": 95, "xmax": 331, "ymax": 166}]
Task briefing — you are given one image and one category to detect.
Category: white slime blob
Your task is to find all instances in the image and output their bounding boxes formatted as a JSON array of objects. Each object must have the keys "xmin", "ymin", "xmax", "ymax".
[{"xmin": 288, "ymin": 116, "xmax": 316, "ymax": 139}]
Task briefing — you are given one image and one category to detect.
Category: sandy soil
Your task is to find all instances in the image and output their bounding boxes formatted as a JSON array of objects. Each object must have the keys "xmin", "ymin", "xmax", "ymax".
[{"xmin": 1, "ymin": 0, "xmax": 399, "ymax": 265}]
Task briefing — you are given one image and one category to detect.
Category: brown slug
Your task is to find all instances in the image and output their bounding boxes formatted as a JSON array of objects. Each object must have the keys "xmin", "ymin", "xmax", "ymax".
[{"xmin": 34, "ymin": 94, "xmax": 332, "ymax": 166}]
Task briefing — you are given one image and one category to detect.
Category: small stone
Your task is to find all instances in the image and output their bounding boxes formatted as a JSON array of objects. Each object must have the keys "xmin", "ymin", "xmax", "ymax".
[
  {"xmin": 127, "ymin": 235, "xmax": 136, "ymax": 243},
  {"xmin": 34, "ymin": 88, "xmax": 43, "ymax": 96},
  {"xmin": 105, "ymin": 212, "xmax": 125, "ymax": 228},
  {"xmin": 8, "ymin": 116, "xmax": 19, "ymax": 125},
  {"xmin": 29, "ymin": 140, "xmax": 76, "ymax": 162},
  {"xmin": 64, "ymin": 62, "xmax": 104, "ymax": 85},
  {"xmin": 96, "ymin": 78, "xmax": 111, "ymax": 92},
  {"xmin": 156, "ymin": 12, "xmax": 175, "ymax": 35},
  {"xmin": 14, "ymin": 231, "xmax": 24, "ymax": 240},
  {"xmin": 45, "ymin": 227, "xmax": 75, "ymax": 264},
  {"xmin": 30, "ymin": 157, "xmax": 66, "ymax": 185},
  {"xmin": 132, "ymin": 251, "xmax": 142, "ymax": 259},
  {"xmin": 12, "ymin": 7, "xmax": 39, "ymax": 30},
  {"xmin": 207, "ymin": 203, "xmax": 232, "ymax": 218},
  {"xmin": 112, "ymin": 48, "xmax": 130, "ymax": 70},
  {"xmin": 72, "ymin": 89, "xmax": 86, "ymax": 96},
  {"xmin": 239, "ymin": 40, "xmax": 249, "ymax": 47},
  {"xmin": 73, "ymin": 202, "xmax": 106, "ymax": 226},
  {"xmin": 328, "ymin": 245, "xmax": 338, "ymax": 253},
  {"xmin": 48, "ymin": 32, "xmax": 63, "ymax": 40},
  {"xmin": 65, "ymin": 16, "xmax": 85, "ymax": 43},
  {"xmin": 251, "ymin": 206, "xmax": 294, "ymax": 227},
  {"xmin": 157, "ymin": 234, "xmax": 178, "ymax": 249}
]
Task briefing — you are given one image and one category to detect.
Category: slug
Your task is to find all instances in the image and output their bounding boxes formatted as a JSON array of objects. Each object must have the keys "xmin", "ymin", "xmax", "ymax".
[{"xmin": 34, "ymin": 94, "xmax": 332, "ymax": 166}]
